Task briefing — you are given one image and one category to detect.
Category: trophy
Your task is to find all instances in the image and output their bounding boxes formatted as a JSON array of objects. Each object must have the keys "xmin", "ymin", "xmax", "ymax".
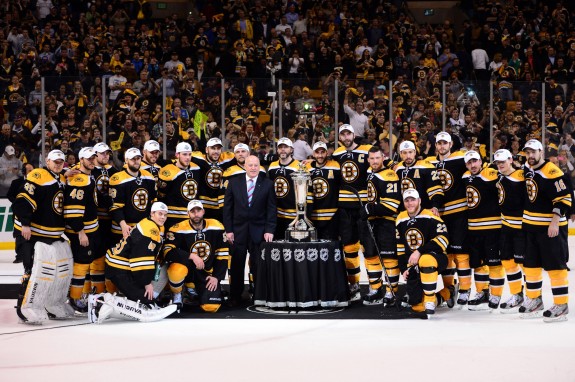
[{"xmin": 286, "ymin": 163, "xmax": 317, "ymax": 242}]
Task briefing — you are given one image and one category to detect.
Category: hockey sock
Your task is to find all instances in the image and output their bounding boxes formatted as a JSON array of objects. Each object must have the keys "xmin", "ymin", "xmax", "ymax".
[
  {"xmin": 473, "ymin": 265, "xmax": 489, "ymax": 292},
  {"xmin": 454, "ymin": 254, "xmax": 472, "ymax": 291},
  {"xmin": 488, "ymin": 265, "xmax": 505, "ymax": 297},
  {"xmin": 70, "ymin": 263, "xmax": 90, "ymax": 300},
  {"xmin": 343, "ymin": 242, "xmax": 361, "ymax": 284},
  {"xmin": 501, "ymin": 259, "xmax": 523, "ymax": 295},
  {"xmin": 82, "ymin": 273, "xmax": 92, "ymax": 294},
  {"xmin": 364, "ymin": 255, "xmax": 383, "ymax": 290},
  {"xmin": 90, "ymin": 257, "xmax": 106, "ymax": 294},
  {"xmin": 419, "ymin": 254, "xmax": 438, "ymax": 304},
  {"xmin": 167, "ymin": 263, "xmax": 188, "ymax": 294},
  {"xmin": 442, "ymin": 253, "xmax": 455, "ymax": 288},
  {"xmin": 105, "ymin": 279, "xmax": 117, "ymax": 293},
  {"xmin": 548, "ymin": 270, "xmax": 568, "ymax": 305},
  {"xmin": 383, "ymin": 258, "xmax": 399, "ymax": 292},
  {"xmin": 524, "ymin": 267, "xmax": 543, "ymax": 299}
]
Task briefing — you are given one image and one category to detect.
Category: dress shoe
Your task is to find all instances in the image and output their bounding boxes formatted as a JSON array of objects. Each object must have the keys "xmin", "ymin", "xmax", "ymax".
[{"xmin": 13, "ymin": 257, "xmax": 23, "ymax": 264}]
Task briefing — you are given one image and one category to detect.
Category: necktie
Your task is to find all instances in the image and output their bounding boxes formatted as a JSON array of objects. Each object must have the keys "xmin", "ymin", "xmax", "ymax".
[{"xmin": 247, "ymin": 178, "xmax": 254, "ymax": 207}]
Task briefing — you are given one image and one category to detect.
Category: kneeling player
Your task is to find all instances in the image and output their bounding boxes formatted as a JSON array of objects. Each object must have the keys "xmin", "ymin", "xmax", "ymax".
[
  {"xmin": 396, "ymin": 189, "xmax": 449, "ymax": 315},
  {"xmin": 90, "ymin": 202, "xmax": 177, "ymax": 323},
  {"xmin": 163, "ymin": 200, "xmax": 229, "ymax": 313}
]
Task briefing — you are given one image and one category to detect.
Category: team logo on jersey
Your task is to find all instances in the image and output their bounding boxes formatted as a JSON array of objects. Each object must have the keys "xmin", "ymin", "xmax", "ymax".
[
  {"xmin": 526, "ymin": 178, "xmax": 538, "ymax": 202},
  {"xmin": 466, "ymin": 186, "xmax": 480, "ymax": 209},
  {"xmin": 496, "ymin": 182, "xmax": 504, "ymax": 205},
  {"xmin": 191, "ymin": 240, "xmax": 211, "ymax": 261},
  {"xmin": 341, "ymin": 161, "xmax": 359, "ymax": 183},
  {"xmin": 367, "ymin": 181, "xmax": 377, "ymax": 202},
  {"xmin": 96, "ymin": 174, "xmax": 110, "ymax": 194},
  {"xmin": 405, "ymin": 228, "xmax": 423, "ymax": 251},
  {"xmin": 436, "ymin": 169, "xmax": 454, "ymax": 191},
  {"xmin": 312, "ymin": 178, "xmax": 329, "ymax": 199},
  {"xmin": 180, "ymin": 179, "xmax": 198, "ymax": 200},
  {"xmin": 400, "ymin": 178, "xmax": 416, "ymax": 193},
  {"xmin": 274, "ymin": 176, "xmax": 290, "ymax": 198},
  {"xmin": 132, "ymin": 188, "xmax": 149, "ymax": 211},
  {"xmin": 53, "ymin": 190, "xmax": 64, "ymax": 215},
  {"xmin": 166, "ymin": 232, "xmax": 175, "ymax": 241},
  {"xmin": 206, "ymin": 168, "xmax": 223, "ymax": 189}
]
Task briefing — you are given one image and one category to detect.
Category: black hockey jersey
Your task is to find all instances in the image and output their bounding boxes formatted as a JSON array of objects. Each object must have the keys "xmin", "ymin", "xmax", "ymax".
[
  {"xmin": 523, "ymin": 160, "xmax": 572, "ymax": 232},
  {"xmin": 366, "ymin": 167, "xmax": 401, "ymax": 221},
  {"xmin": 396, "ymin": 209, "xmax": 449, "ymax": 273},
  {"xmin": 332, "ymin": 144, "xmax": 372, "ymax": 207},
  {"xmin": 141, "ymin": 160, "xmax": 161, "ymax": 183},
  {"xmin": 426, "ymin": 151, "xmax": 468, "ymax": 219},
  {"xmin": 306, "ymin": 160, "xmax": 340, "ymax": 225},
  {"xmin": 158, "ymin": 162, "xmax": 203, "ymax": 222},
  {"xmin": 64, "ymin": 172, "xmax": 99, "ymax": 234},
  {"xmin": 105, "ymin": 218, "xmax": 164, "ymax": 287},
  {"xmin": 12, "ymin": 168, "xmax": 66, "ymax": 241},
  {"xmin": 268, "ymin": 159, "xmax": 313, "ymax": 222},
  {"xmin": 462, "ymin": 166, "xmax": 501, "ymax": 232},
  {"xmin": 92, "ymin": 164, "xmax": 118, "ymax": 221},
  {"xmin": 497, "ymin": 168, "xmax": 525, "ymax": 232},
  {"xmin": 109, "ymin": 169, "xmax": 157, "ymax": 234},
  {"xmin": 395, "ymin": 160, "xmax": 444, "ymax": 210},
  {"xmin": 162, "ymin": 219, "xmax": 229, "ymax": 281},
  {"xmin": 192, "ymin": 151, "xmax": 235, "ymax": 212}
]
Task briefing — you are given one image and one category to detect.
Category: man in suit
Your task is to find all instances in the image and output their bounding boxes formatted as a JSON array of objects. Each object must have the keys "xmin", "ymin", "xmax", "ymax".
[{"xmin": 224, "ymin": 155, "xmax": 276, "ymax": 306}]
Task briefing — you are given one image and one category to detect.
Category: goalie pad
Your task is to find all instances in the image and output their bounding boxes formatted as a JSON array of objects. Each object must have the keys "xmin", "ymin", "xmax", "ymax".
[
  {"xmin": 44, "ymin": 241, "xmax": 75, "ymax": 319},
  {"xmin": 18, "ymin": 242, "xmax": 56, "ymax": 324},
  {"xmin": 88, "ymin": 293, "xmax": 177, "ymax": 324}
]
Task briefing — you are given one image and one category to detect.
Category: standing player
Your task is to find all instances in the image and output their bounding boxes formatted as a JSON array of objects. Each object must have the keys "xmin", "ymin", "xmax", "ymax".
[
  {"xmin": 163, "ymin": 200, "xmax": 229, "ymax": 312},
  {"xmin": 109, "ymin": 148, "xmax": 157, "ymax": 245},
  {"xmin": 192, "ymin": 137, "xmax": 235, "ymax": 221},
  {"xmin": 158, "ymin": 142, "xmax": 203, "ymax": 229},
  {"xmin": 462, "ymin": 150, "xmax": 505, "ymax": 310},
  {"xmin": 360, "ymin": 146, "xmax": 401, "ymax": 305},
  {"xmin": 521, "ymin": 139, "xmax": 570, "ymax": 322},
  {"xmin": 91, "ymin": 142, "xmax": 118, "ymax": 295},
  {"xmin": 306, "ymin": 141, "xmax": 341, "ymax": 240},
  {"xmin": 141, "ymin": 140, "xmax": 162, "ymax": 183},
  {"xmin": 396, "ymin": 189, "xmax": 449, "ymax": 315},
  {"xmin": 268, "ymin": 137, "xmax": 312, "ymax": 238},
  {"xmin": 494, "ymin": 149, "xmax": 525, "ymax": 313},
  {"xmin": 332, "ymin": 124, "xmax": 372, "ymax": 300},
  {"xmin": 64, "ymin": 147, "xmax": 100, "ymax": 312},
  {"xmin": 13, "ymin": 150, "xmax": 75, "ymax": 324},
  {"xmin": 427, "ymin": 132, "xmax": 469, "ymax": 308}
]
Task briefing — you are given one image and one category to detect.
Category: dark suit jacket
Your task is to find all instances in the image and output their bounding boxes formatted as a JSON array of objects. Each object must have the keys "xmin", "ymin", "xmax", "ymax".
[{"xmin": 223, "ymin": 174, "xmax": 277, "ymax": 245}]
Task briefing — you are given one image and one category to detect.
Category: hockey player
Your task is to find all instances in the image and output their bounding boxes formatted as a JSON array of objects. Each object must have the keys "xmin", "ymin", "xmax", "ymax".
[
  {"xmin": 427, "ymin": 132, "xmax": 469, "ymax": 308},
  {"xmin": 91, "ymin": 142, "xmax": 118, "ymax": 295},
  {"xmin": 163, "ymin": 200, "xmax": 229, "ymax": 312},
  {"xmin": 332, "ymin": 124, "xmax": 372, "ymax": 301},
  {"xmin": 64, "ymin": 147, "xmax": 100, "ymax": 313},
  {"xmin": 462, "ymin": 150, "xmax": 504, "ymax": 310},
  {"xmin": 158, "ymin": 142, "xmax": 203, "ymax": 229},
  {"xmin": 359, "ymin": 146, "xmax": 401, "ymax": 305},
  {"xmin": 192, "ymin": 137, "xmax": 235, "ymax": 221},
  {"xmin": 220, "ymin": 143, "xmax": 266, "ymax": 195},
  {"xmin": 141, "ymin": 140, "xmax": 162, "ymax": 183},
  {"xmin": 13, "ymin": 149, "xmax": 75, "ymax": 324},
  {"xmin": 306, "ymin": 141, "xmax": 341, "ymax": 240},
  {"xmin": 91, "ymin": 202, "xmax": 177, "ymax": 323},
  {"xmin": 395, "ymin": 140, "xmax": 444, "ymax": 214},
  {"xmin": 268, "ymin": 137, "xmax": 313, "ymax": 238},
  {"xmin": 521, "ymin": 139, "xmax": 570, "ymax": 322},
  {"xmin": 396, "ymin": 188, "xmax": 449, "ymax": 315},
  {"xmin": 109, "ymin": 148, "xmax": 157, "ymax": 245},
  {"xmin": 494, "ymin": 149, "xmax": 525, "ymax": 313}
]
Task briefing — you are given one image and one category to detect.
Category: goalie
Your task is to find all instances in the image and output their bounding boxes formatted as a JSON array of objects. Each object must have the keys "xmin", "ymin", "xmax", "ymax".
[
  {"xmin": 89, "ymin": 202, "xmax": 177, "ymax": 323},
  {"xmin": 12, "ymin": 150, "xmax": 76, "ymax": 324}
]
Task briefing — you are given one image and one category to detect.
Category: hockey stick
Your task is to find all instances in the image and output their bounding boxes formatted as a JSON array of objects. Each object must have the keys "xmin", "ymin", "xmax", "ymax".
[{"xmin": 342, "ymin": 185, "xmax": 401, "ymax": 310}]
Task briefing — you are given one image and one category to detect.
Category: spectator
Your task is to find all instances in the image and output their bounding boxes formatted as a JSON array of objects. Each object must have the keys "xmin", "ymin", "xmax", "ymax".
[{"xmin": 0, "ymin": 145, "xmax": 22, "ymax": 197}]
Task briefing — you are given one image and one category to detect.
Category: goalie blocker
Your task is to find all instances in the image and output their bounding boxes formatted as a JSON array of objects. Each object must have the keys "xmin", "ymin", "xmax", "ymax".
[{"xmin": 17, "ymin": 241, "xmax": 76, "ymax": 324}]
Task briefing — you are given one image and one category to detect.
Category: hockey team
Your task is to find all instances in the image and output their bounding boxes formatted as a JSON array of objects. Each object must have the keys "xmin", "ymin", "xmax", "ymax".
[{"xmin": 11, "ymin": 125, "xmax": 571, "ymax": 324}]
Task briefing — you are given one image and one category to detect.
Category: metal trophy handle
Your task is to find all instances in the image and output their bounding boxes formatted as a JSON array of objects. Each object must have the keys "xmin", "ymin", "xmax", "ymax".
[{"xmin": 286, "ymin": 163, "xmax": 317, "ymax": 242}]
